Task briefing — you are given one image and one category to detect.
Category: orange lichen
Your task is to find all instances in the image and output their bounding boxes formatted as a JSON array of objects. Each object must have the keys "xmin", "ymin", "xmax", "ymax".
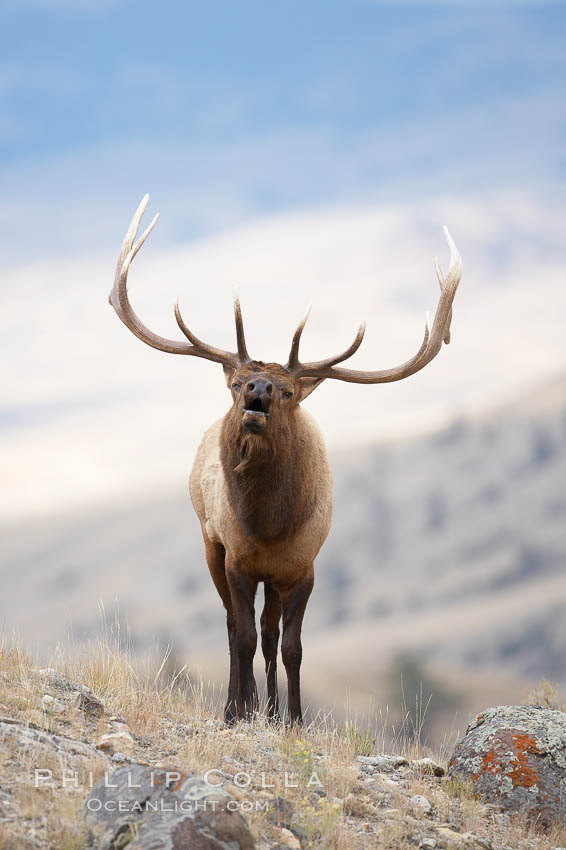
[
  {"xmin": 473, "ymin": 731, "xmax": 541, "ymax": 789},
  {"xmin": 507, "ymin": 734, "xmax": 541, "ymax": 789},
  {"xmin": 474, "ymin": 749, "xmax": 502, "ymax": 780}
]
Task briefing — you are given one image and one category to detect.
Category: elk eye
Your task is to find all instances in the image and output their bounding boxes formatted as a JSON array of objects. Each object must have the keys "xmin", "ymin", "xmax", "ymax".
[
  {"xmin": 232, "ymin": 384, "xmax": 241, "ymax": 393},
  {"xmin": 283, "ymin": 391, "xmax": 293, "ymax": 399}
]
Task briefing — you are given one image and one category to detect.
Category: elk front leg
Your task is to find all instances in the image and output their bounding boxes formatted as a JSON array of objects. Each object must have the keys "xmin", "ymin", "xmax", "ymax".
[
  {"xmin": 261, "ymin": 581, "xmax": 281, "ymax": 721},
  {"xmin": 279, "ymin": 572, "xmax": 314, "ymax": 725},
  {"xmin": 203, "ymin": 537, "xmax": 238, "ymax": 724},
  {"xmin": 226, "ymin": 565, "xmax": 258, "ymax": 719}
]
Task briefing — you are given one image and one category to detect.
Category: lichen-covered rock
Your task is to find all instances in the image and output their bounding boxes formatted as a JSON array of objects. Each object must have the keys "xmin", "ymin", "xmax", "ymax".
[
  {"xmin": 448, "ymin": 705, "xmax": 566, "ymax": 827},
  {"xmin": 84, "ymin": 764, "xmax": 254, "ymax": 849}
]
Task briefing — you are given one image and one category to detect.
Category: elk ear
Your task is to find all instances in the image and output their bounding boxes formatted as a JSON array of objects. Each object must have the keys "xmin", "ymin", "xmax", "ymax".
[
  {"xmin": 223, "ymin": 364, "xmax": 235, "ymax": 388},
  {"xmin": 297, "ymin": 377, "xmax": 325, "ymax": 401}
]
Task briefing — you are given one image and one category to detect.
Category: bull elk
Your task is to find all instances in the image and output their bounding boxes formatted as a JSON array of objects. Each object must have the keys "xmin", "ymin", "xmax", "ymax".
[{"xmin": 109, "ymin": 195, "xmax": 463, "ymax": 724}]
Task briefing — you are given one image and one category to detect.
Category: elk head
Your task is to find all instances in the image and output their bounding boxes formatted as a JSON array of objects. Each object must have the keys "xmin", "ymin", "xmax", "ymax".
[{"xmin": 109, "ymin": 195, "xmax": 463, "ymax": 418}]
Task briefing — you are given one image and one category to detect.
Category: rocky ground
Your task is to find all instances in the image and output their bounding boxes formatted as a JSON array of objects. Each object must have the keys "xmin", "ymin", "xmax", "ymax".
[{"xmin": 1, "ymin": 642, "xmax": 566, "ymax": 849}]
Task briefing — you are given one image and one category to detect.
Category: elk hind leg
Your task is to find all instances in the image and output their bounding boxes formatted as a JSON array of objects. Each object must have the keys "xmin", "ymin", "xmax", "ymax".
[{"xmin": 260, "ymin": 580, "xmax": 281, "ymax": 721}]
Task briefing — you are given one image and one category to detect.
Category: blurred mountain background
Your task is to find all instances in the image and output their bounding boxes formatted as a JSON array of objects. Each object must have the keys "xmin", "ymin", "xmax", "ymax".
[
  {"xmin": 2, "ymin": 372, "xmax": 565, "ymax": 742},
  {"xmin": 1, "ymin": 0, "xmax": 566, "ymax": 745}
]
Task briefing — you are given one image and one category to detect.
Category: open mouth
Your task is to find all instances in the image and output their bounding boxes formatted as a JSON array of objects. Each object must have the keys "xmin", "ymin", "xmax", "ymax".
[
  {"xmin": 243, "ymin": 397, "xmax": 269, "ymax": 431},
  {"xmin": 244, "ymin": 398, "xmax": 268, "ymax": 416}
]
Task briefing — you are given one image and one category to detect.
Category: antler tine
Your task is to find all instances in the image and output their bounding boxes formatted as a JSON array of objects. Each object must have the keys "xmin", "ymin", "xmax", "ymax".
[
  {"xmin": 108, "ymin": 196, "xmax": 242, "ymax": 367},
  {"xmin": 124, "ymin": 193, "xmax": 149, "ymax": 253},
  {"xmin": 291, "ymin": 321, "xmax": 367, "ymax": 375},
  {"xmin": 110, "ymin": 194, "xmax": 148, "ymax": 309},
  {"xmin": 438, "ymin": 225, "xmax": 462, "ymax": 344},
  {"xmin": 433, "ymin": 254, "xmax": 450, "ymax": 344},
  {"xmin": 233, "ymin": 292, "xmax": 251, "ymax": 363},
  {"xmin": 129, "ymin": 212, "xmax": 160, "ymax": 264},
  {"xmin": 286, "ymin": 304, "xmax": 312, "ymax": 371},
  {"xmin": 291, "ymin": 227, "xmax": 462, "ymax": 385},
  {"xmin": 433, "ymin": 254, "xmax": 444, "ymax": 290},
  {"xmin": 174, "ymin": 301, "xmax": 206, "ymax": 347}
]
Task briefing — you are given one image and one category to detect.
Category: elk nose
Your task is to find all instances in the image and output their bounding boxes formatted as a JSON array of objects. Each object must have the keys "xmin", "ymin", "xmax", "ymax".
[
  {"xmin": 247, "ymin": 381, "xmax": 272, "ymax": 396},
  {"xmin": 244, "ymin": 380, "xmax": 273, "ymax": 411}
]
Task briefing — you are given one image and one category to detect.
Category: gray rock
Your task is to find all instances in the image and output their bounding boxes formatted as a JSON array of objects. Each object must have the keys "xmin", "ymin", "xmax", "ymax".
[
  {"xmin": 84, "ymin": 764, "xmax": 254, "ymax": 849},
  {"xmin": 357, "ymin": 754, "xmax": 409, "ymax": 772},
  {"xmin": 39, "ymin": 694, "xmax": 64, "ymax": 713},
  {"xmin": 38, "ymin": 667, "xmax": 75, "ymax": 691},
  {"xmin": 76, "ymin": 690, "xmax": 105, "ymax": 717},
  {"xmin": 457, "ymin": 834, "xmax": 492, "ymax": 849},
  {"xmin": 266, "ymin": 795, "xmax": 294, "ymax": 829},
  {"xmin": 174, "ymin": 722, "xmax": 196, "ymax": 738},
  {"xmin": 0, "ymin": 718, "xmax": 104, "ymax": 761},
  {"xmin": 410, "ymin": 794, "xmax": 432, "ymax": 814},
  {"xmin": 449, "ymin": 705, "xmax": 566, "ymax": 827},
  {"xmin": 96, "ymin": 729, "xmax": 135, "ymax": 755},
  {"xmin": 469, "ymin": 837, "xmax": 492, "ymax": 849},
  {"xmin": 412, "ymin": 757, "xmax": 445, "ymax": 777}
]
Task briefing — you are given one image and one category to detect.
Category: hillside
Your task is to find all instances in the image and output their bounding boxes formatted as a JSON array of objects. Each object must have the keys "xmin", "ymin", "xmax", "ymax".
[
  {"xmin": 1, "ymin": 639, "xmax": 565, "ymax": 850},
  {"xmin": 1, "ymin": 374, "xmax": 566, "ymax": 736}
]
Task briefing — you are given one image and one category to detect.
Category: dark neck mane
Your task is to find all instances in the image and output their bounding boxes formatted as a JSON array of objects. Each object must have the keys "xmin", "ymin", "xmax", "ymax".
[{"xmin": 220, "ymin": 413, "xmax": 317, "ymax": 543}]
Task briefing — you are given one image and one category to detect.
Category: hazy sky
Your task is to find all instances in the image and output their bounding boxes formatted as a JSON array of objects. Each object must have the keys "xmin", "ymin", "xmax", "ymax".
[
  {"xmin": 2, "ymin": 1, "xmax": 566, "ymax": 517},
  {"xmin": 1, "ymin": 1, "xmax": 565, "ymax": 260}
]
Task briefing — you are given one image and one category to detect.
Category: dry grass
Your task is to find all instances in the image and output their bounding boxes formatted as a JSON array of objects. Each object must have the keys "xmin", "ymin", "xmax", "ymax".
[
  {"xmin": 524, "ymin": 679, "xmax": 565, "ymax": 712},
  {"xmin": 1, "ymin": 633, "xmax": 566, "ymax": 850}
]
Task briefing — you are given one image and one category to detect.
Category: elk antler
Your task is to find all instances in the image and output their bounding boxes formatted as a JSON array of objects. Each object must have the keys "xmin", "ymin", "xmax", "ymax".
[
  {"xmin": 286, "ymin": 227, "xmax": 462, "ymax": 384},
  {"xmin": 109, "ymin": 195, "xmax": 250, "ymax": 368}
]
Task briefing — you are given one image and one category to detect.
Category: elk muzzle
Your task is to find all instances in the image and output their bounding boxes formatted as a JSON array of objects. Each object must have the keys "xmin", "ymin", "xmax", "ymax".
[{"xmin": 242, "ymin": 380, "xmax": 272, "ymax": 433}]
